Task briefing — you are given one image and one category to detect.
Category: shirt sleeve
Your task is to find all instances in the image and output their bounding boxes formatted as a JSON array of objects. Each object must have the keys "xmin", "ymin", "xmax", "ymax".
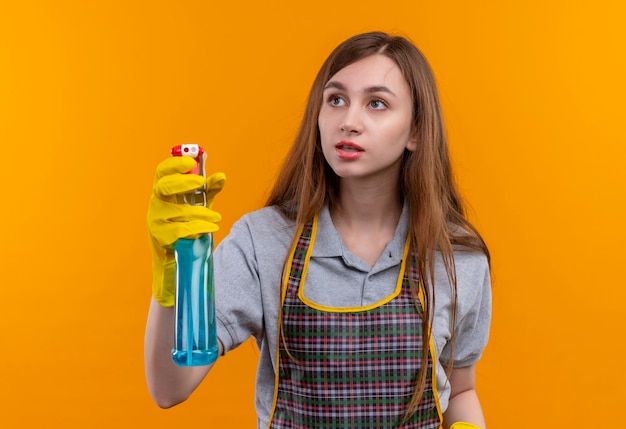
[
  {"xmin": 439, "ymin": 252, "xmax": 492, "ymax": 368},
  {"xmin": 213, "ymin": 217, "xmax": 265, "ymax": 353}
]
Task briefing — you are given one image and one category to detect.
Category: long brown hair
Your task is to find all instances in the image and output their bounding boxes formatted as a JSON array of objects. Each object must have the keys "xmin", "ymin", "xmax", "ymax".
[{"xmin": 266, "ymin": 31, "xmax": 490, "ymax": 423}]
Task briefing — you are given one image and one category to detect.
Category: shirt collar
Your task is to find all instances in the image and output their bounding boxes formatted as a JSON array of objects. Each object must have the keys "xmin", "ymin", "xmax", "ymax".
[
  {"xmin": 310, "ymin": 203, "xmax": 410, "ymax": 265},
  {"xmin": 310, "ymin": 205, "xmax": 343, "ymax": 257}
]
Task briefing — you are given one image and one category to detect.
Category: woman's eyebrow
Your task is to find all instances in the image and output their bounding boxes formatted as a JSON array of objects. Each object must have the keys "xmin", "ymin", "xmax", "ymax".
[
  {"xmin": 365, "ymin": 85, "xmax": 396, "ymax": 97},
  {"xmin": 324, "ymin": 81, "xmax": 396, "ymax": 97},
  {"xmin": 324, "ymin": 81, "xmax": 347, "ymax": 91}
]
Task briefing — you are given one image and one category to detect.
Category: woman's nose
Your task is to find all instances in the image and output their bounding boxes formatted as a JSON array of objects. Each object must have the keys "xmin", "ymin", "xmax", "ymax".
[{"xmin": 340, "ymin": 106, "xmax": 363, "ymax": 134}]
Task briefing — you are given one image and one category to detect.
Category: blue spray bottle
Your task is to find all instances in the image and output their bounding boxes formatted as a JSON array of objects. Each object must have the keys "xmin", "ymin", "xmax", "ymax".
[{"xmin": 170, "ymin": 144, "xmax": 219, "ymax": 366}]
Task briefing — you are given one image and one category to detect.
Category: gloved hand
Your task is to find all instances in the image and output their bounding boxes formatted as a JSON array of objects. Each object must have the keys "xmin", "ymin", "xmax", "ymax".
[
  {"xmin": 451, "ymin": 423, "xmax": 482, "ymax": 429},
  {"xmin": 147, "ymin": 156, "xmax": 226, "ymax": 307}
]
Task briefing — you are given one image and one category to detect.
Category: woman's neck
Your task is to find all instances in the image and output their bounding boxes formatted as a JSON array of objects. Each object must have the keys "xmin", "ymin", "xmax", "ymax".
[
  {"xmin": 329, "ymin": 177, "xmax": 403, "ymax": 266},
  {"xmin": 332, "ymin": 175, "xmax": 402, "ymax": 228}
]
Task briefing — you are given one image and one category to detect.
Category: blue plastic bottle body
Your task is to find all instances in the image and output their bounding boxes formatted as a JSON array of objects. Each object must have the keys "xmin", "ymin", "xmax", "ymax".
[
  {"xmin": 172, "ymin": 233, "xmax": 219, "ymax": 366},
  {"xmin": 170, "ymin": 144, "xmax": 218, "ymax": 366}
]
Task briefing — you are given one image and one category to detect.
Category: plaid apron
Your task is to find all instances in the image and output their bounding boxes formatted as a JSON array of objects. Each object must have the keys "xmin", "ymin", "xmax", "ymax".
[{"xmin": 269, "ymin": 217, "xmax": 442, "ymax": 428}]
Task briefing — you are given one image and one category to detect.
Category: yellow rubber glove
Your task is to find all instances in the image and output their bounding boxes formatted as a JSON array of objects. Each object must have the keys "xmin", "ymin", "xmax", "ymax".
[
  {"xmin": 147, "ymin": 156, "xmax": 226, "ymax": 307},
  {"xmin": 451, "ymin": 423, "xmax": 482, "ymax": 429}
]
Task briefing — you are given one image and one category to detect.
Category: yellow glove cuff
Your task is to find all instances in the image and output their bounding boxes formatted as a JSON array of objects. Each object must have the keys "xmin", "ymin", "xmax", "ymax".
[
  {"xmin": 451, "ymin": 423, "xmax": 482, "ymax": 429},
  {"xmin": 152, "ymin": 257, "xmax": 176, "ymax": 307}
]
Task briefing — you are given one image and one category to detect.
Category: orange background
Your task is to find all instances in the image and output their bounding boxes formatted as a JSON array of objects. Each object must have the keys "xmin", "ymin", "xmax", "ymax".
[{"xmin": 1, "ymin": 1, "xmax": 625, "ymax": 427}]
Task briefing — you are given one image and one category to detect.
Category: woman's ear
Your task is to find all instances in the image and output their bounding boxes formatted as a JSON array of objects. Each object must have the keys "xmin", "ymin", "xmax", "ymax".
[{"xmin": 406, "ymin": 129, "xmax": 418, "ymax": 152}]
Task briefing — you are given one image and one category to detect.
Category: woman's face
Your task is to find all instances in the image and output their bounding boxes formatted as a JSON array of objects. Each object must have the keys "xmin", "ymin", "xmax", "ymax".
[{"xmin": 318, "ymin": 54, "xmax": 416, "ymax": 183}]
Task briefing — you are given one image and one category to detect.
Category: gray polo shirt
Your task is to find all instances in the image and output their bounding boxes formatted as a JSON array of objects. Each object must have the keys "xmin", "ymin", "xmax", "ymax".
[{"xmin": 214, "ymin": 205, "xmax": 491, "ymax": 428}]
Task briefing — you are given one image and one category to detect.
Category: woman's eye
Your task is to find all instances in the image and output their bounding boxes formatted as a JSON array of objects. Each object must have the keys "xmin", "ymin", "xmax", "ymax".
[
  {"xmin": 329, "ymin": 95, "xmax": 346, "ymax": 106},
  {"xmin": 369, "ymin": 99, "xmax": 387, "ymax": 110}
]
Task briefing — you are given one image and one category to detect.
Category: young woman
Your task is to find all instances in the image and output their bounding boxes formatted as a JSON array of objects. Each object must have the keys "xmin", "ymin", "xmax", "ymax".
[{"xmin": 145, "ymin": 32, "xmax": 491, "ymax": 429}]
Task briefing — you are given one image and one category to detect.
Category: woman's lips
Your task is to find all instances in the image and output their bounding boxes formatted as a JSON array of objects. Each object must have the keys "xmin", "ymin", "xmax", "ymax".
[{"xmin": 335, "ymin": 141, "xmax": 364, "ymax": 160}]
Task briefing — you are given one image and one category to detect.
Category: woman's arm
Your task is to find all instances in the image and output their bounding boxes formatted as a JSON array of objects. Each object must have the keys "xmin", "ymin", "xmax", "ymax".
[
  {"xmin": 144, "ymin": 297, "xmax": 221, "ymax": 408},
  {"xmin": 442, "ymin": 364, "xmax": 486, "ymax": 429}
]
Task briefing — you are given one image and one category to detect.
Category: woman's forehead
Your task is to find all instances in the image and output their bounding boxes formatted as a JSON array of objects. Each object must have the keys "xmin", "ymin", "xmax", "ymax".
[{"xmin": 325, "ymin": 54, "xmax": 408, "ymax": 94}]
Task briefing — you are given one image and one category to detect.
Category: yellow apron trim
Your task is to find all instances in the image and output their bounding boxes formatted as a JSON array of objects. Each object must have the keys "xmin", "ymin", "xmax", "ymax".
[
  {"xmin": 415, "ymin": 274, "xmax": 444, "ymax": 425},
  {"xmin": 431, "ymin": 331, "xmax": 444, "ymax": 427},
  {"xmin": 298, "ymin": 217, "xmax": 410, "ymax": 313},
  {"xmin": 279, "ymin": 222, "xmax": 307, "ymax": 305}
]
